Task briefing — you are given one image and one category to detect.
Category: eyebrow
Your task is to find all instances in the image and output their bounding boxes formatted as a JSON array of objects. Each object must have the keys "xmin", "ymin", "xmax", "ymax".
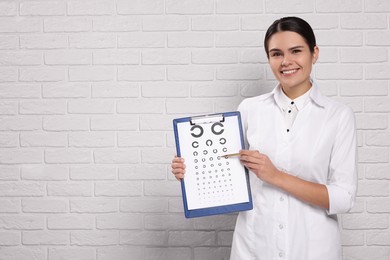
[{"xmin": 268, "ymin": 45, "xmax": 305, "ymax": 53}]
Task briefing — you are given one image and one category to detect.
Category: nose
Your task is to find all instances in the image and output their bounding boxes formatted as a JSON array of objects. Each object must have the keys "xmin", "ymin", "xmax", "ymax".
[{"xmin": 281, "ymin": 55, "xmax": 292, "ymax": 66}]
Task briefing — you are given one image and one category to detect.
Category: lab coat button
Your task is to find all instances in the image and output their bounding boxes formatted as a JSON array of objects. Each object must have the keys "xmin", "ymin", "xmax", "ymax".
[
  {"xmin": 279, "ymin": 224, "xmax": 284, "ymax": 230},
  {"xmin": 279, "ymin": 252, "xmax": 284, "ymax": 257}
]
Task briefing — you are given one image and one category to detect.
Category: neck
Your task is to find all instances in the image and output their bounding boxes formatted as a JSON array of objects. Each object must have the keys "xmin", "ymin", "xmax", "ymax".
[{"xmin": 281, "ymin": 81, "xmax": 312, "ymax": 100}]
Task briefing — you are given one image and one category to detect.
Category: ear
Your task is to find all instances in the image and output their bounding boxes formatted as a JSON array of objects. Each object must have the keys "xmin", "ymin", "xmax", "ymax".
[{"xmin": 312, "ymin": 45, "xmax": 319, "ymax": 64}]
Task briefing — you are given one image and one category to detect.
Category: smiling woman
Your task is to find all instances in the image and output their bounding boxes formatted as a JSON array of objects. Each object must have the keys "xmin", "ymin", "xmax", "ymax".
[{"xmin": 172, "ymin": 17, "xmax": 358, "ymax": 260}]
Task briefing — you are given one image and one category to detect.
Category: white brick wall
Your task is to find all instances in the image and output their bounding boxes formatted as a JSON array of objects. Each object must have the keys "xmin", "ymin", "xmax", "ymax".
[{"xmin": 0, "ymin": 1, "xmax": 389, "ymax": 259}]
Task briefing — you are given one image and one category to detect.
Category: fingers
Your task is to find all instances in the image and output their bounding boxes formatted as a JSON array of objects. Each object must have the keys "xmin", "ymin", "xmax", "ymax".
[{"xmin": 171, "ymin": 156, "xmax": 185, "ymax": 180}]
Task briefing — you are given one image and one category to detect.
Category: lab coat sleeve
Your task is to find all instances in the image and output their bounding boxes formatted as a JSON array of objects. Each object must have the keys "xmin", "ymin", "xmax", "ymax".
[{"xmin": 326, "ymin": 106, "xmax": 358, "ymax": 215}]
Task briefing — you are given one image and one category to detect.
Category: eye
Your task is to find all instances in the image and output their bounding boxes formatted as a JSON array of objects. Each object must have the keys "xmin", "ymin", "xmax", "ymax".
[
  {"xmin": 270, "ymin": 52, "xmax": 282, "ymax": 57},
  {"xmin": 292, "ymin": 49, "xmax": 302, "ymax": 54}
]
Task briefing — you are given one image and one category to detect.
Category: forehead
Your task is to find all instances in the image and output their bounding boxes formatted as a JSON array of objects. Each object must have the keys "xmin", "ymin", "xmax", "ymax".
[{"xmin": 268, "ymin": 31, "xmax": 308, "ymax": 50}]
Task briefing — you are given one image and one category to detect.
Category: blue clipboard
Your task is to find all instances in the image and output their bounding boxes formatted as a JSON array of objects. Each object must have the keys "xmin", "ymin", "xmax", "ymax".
[{"xmin": 173, "ymin": 111, "xmax": 253, "ymax": 218}]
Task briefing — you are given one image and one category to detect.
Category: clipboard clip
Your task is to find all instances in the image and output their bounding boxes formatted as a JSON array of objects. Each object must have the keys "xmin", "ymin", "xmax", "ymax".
[{"xmin": 190, "ymin": 114, "xmax": 225, "ymax": 125}]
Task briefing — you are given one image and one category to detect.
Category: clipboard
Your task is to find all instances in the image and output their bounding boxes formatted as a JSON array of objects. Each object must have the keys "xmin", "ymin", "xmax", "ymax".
[{"xmin": 173, "ymin": 111, "xmax": 253, "ymax": 218}]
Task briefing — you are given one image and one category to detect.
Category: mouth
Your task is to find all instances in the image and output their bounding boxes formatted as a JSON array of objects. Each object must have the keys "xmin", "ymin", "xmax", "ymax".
[{"xmin": 280, "ymin": 69, "xmax": 299, "ymax": 75}]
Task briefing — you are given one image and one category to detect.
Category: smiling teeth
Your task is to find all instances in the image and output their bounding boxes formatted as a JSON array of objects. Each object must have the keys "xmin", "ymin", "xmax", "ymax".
[{"xmin": 282, "ymin": 69, "xmax": 297, "ymax": 74}]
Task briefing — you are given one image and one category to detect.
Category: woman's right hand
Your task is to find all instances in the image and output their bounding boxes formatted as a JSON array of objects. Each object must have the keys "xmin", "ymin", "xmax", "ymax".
[{"xmin": 171, "ymin": 156, "xmax": 186, "ymax": 181}]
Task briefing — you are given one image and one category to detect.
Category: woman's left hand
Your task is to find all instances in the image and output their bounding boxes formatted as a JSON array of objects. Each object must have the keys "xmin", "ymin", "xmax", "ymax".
[{"xmin": 239, "ymin": 150, "xmax": 280, "ymax": 184}]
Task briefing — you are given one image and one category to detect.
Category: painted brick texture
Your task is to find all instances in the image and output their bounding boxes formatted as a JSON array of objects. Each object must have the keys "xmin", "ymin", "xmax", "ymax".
[{"xmin": 0, "ymin": 0, "xmax": 389, "ymax": 260}]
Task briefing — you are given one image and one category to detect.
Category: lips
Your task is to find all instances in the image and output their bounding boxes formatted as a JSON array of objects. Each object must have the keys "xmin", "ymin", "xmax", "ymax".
[{"xmin": 281, "ymin": 69, "xmax": 298, "ymax": 75}]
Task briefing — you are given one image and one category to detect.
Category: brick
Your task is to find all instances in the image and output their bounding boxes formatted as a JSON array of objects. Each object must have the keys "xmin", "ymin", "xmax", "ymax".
[
  {"xmin": 118, "ymin": 165, "xmax": 166, "ymax": 180},
  {"xmin": 43, "ymin": 116, "xmax": 89, "ymax": 131},
  {"xmin": 240, "ymin": 48, "xmax": 268, "ymax": 64},
  {"xmin": 98, "ymin": 247, "xmax": 145, "ymax": 260},
  {"xmin": 67, "ymin": 0, "xmax": 115, "ymax": 15},
  {"xmin": 168, "ymin": 32, "xmax": 214, "ymax": 48},
  {"xmin": 48, "ymin": 215, "xmax": 94, "ymax": 229},
  {"xmin": 91, "ymin": 115, "xmax": 138, "ymax": 131},
  {"xmin": 0, "ymin": 17, "xmax": 41, "ymax": 32},
  {"xmin": 340, "ymin": 230, "xmax": 364, "ymax": 246},
  {"xmin": 168, "ymin": 198, "xmax": 184, "ymax": 213},
  {"xmin": 0, "ymin": 199, "xmax": 19, "ymax": 213},
  {"xmin": 342, "ymin": 214, "xmax": 388, "ymax": 229},
  {"xmin": 166, "ymin": 98, "xmax": 213, "ymax": 114},
  {"xmin": 70, "ymin": 198, "xmax": 117, "ymax": 213},
  {"xmin": 0, "ymin": 232, "xmax": 20, "ymax": 246},
  {"xmin": 0, "ymin": 215, "xmax": 44, "ymax": 229},
  {"xmin": 167, "ymin": 66, "xmax": 214, "ymax": 81},
  {"xmin": 93, "ymin": 16, "xmax": 141, "ymax": 32},
  {"xmin": 45, "ymin": 149, "xmax": 91, "ymax": 164},
  {"xmin": 43, "ymin": 82, "xmax": 90, "ymax": 98},
  {"xmin": 366, "ymin": 164, "xmax": 390, "ymax": 179},
  {"xmin": 45, "ymin": 50, "xmax": 91, "ymax": 65},
  {"xmin": 71, "ymin": 231, "xmax": 118, "ymax": 246},
  {"xmin": 94, "ymin": 148, "xmax": 140, "ymax": 164},
  {"xmin": 144, "ymin": 181, "xmax": 181, "ymax": 197},
  {"xmin": 118, "ymin": 32, "xmax": 165, "ymax": 48},
  {"xmin": 70, "ymin": 165, "xmax": 116, "ymax": 180},
  {"xmin": 49, "ymin": 248, "xmax": 95, "ymax": 260},
  {"xmin": 146, "ymin": 248, "xmax": 192, "ymax": 260},
  {"xmin": 192, "ymin": 49, "xmax": 238, "ymax": 64},
  {"xmin": 169, "ymin": 231, "xmax": 215, "ymax": 246},
  {"xmin": 92, "ymin": 82, "xmax": 139, "ymax": 98},
  {"xmin": 93, "ymin": 49, "xmax": 139, "ymax": 65},
  {"xmin": 142, "ymin": 49, "xmax": 189, "ymax": 65},
  {"xmin": 265, "ymin": 0, "xmax": 313, "ymax": 13},
  {"xmin": 23, "ymin": 231, "xmax": 68, "ymax": 245},
  {"xmin": 0, "ymin": 35, "xmax": 18, "ymax": 49},
  {"xmin": 365, "ymin": 98, "xmax": 390, "ymax": 112},
  {"xmin": 339, "ymin": 80, "xmax": 388, "ymax": 96},
  {"xmin": 316, "ymin": 0, "xmax": 362, "ymax": 12},
  {"xmin": 145, "ymin": 215, "xmax": 194, "ymax": 230},
  {"xmin": 120, "ymin": 198, "xmax": 167, "ymax": 213},
  {"xmin": 95, "ymin": 181, "xmax": 142, "ymax": 196},
  {"xmin": 0, "ymin": 67, "xmax": 17, "ymax": 82},
  {"xmin": 141, "ymin": 82, "xmax": 189, "ymax": 98},
  {"xmin": 47, "ymin": 182, "xmax": 93, "ymax": 197},
  {"xmin": 358, "ymin": 147, "xmax": 389, "ymax": 163},
  {"xmin": 143, "ymin": 16, "xmax": 189, "ymax": 31},
  {"xmin": 356, "ymin": 181, "xmax": 389, "ymax": 197},
  {"xmin": 69, "ymin": 33, "xmax": 116, "ymax": 49},
  {"xmin": 194, "ymin": 247, "xmax": 231, "ymax": 260},
  {"xmin": 117, "ymin": 98, "xmax": 165, "ymax": 114},
  {"xmin": 367, "ymin": 198, "xmax": 390, "ymax": 213},
  {"xmin": 21, "ymin": 132, "xmax": 66, "ymax": 147},
  {"xmin": 366, "ymin": 31, "xmax": 390, "ymax": 46},
  {"xmin": 68, "ymin": 99, "xmax": 115, "ymax": 114},
  {"xmin": 0, "ymin": 248, "xmax": 45, "ymax": 260},
  {"xmin": 316, "ymin": 65, "xmax": 363, "ymax": 80},
  {"xmin": 342, "ymin": 14, "xmax": 387, "ymax": 29},
  {"xmin": 96, "ymin": 214, "xmax": 143, "ymax": 229},
  {"xmin": 0, "ymin": 116, "xmax": 39, "ymax": 131},
  {"xmin": 217, "ymin": 65, "xmax": 264, "ymax": 80},
  {"xmin": 340, "ymin": 48, "xmax": 387, "ymax": 63},
  {"xmin": 218, "ymin": 231, "xmax": 234, "ymax": 246},
  {"xmin": 216, "ymin": 0, "xmax": 262, "ymax": 13},
  {"xmin": 20, "ymin": 34, "xmax": 68, "ymax": 49},
  {"xmin": 120, "ymin": 230, "xmax": 167, "ymax": 246},
  {"xmin": 316, "ymin": 48, "xmax": 338, "ymax": 63},
  {"xmin": 0, "ymin": 149, "xmax": 43, "ymax": 164},
  {"xmin": 366, "ymin": 65, "xmax": 390, "ymax": 79},
  {"xmin": 0, "ymin": 166, "xmax": 18, "ymax": 180},
  {"xmin": 192, "ymin": 16, "xmax": 239, "ymax": 31},
  {"xmin": 20, "ymin": 1, "xmax": 65, "ymax": 15},
  {"xmin": 19, "ymin": 100, "xmax": 66, "ymax": 115},
  {"xmin": 69, "ymin": 66, "xmax": 115, "ymax": 81},
  {"xmin": 21, "ymin": 165, "xmax": 68, "ymax": 181},
  {"xmin": 333, "ymin": 97, "xmax": 362, "ymax": 113},
  {"xmin": 118, "ymin": 132, "xmax": 165, "ymax": 147},
  {"xmin": 0, "ymin": 51, "xmax": 42, "ymax": 65},
  {"xmin": 140, "ymin": 115, "xmax": 176, "ymax": 131},
  {"xmin": 316, "ymin": 31, "xmax": 363, "ymax": 46},
  {"xmin": 0, "ymin": 1, "xmax": 17, "ymax": 16},
  {"xmin": 69, "ymin": 131, "xmax": 115, "ymax": 148},
  {"xmin": 365, "ymin": 0, "xmax": 390, "ymax": 12},
  {"xmin": 117, "ymin": 0, "xmax": 164, "ymax": 14},
  {"xmin": 118, "ymin": 66, "xmax": 165, "ymax": 81},
  {"xmin": 44, "ymin": 17, "xmax": 91, "ymax": 32},
  {"xmin": 22, "ymin": 198, "xmax": 67, "ymax": 213},
  {"xmin": 366, "ymin": 131, "xmax": 390, "ymax": 146},
  {"xmin": 0, "ymin": 132, "xmax": 18, "ymax": 147},
  {"xmin": 367, "ymin": 232, "xmax": 390, "ymax": 246},
  {"xmin": 19, "ymin": 67, "xmax": 65, "ymax": 82},
  {"xmin": 141, "ymin": 147, "xmax": 176, "ymax": 164},
  {"xmin": 355, "ymin": 114, "xmax": 388, "ymax": 130},
  {"xmin": 166, "ymin": 0, "xmax": 213, "ymax": 14},
  {"xmin": 216, "ymin": 32, "xmax": 263, "ymax": 47}
]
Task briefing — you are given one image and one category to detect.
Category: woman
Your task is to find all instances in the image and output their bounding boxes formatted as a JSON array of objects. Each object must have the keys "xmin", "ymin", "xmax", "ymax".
[{"xmin": 171, "ymin": 17, "xmax": 357, "ymax": 260}]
